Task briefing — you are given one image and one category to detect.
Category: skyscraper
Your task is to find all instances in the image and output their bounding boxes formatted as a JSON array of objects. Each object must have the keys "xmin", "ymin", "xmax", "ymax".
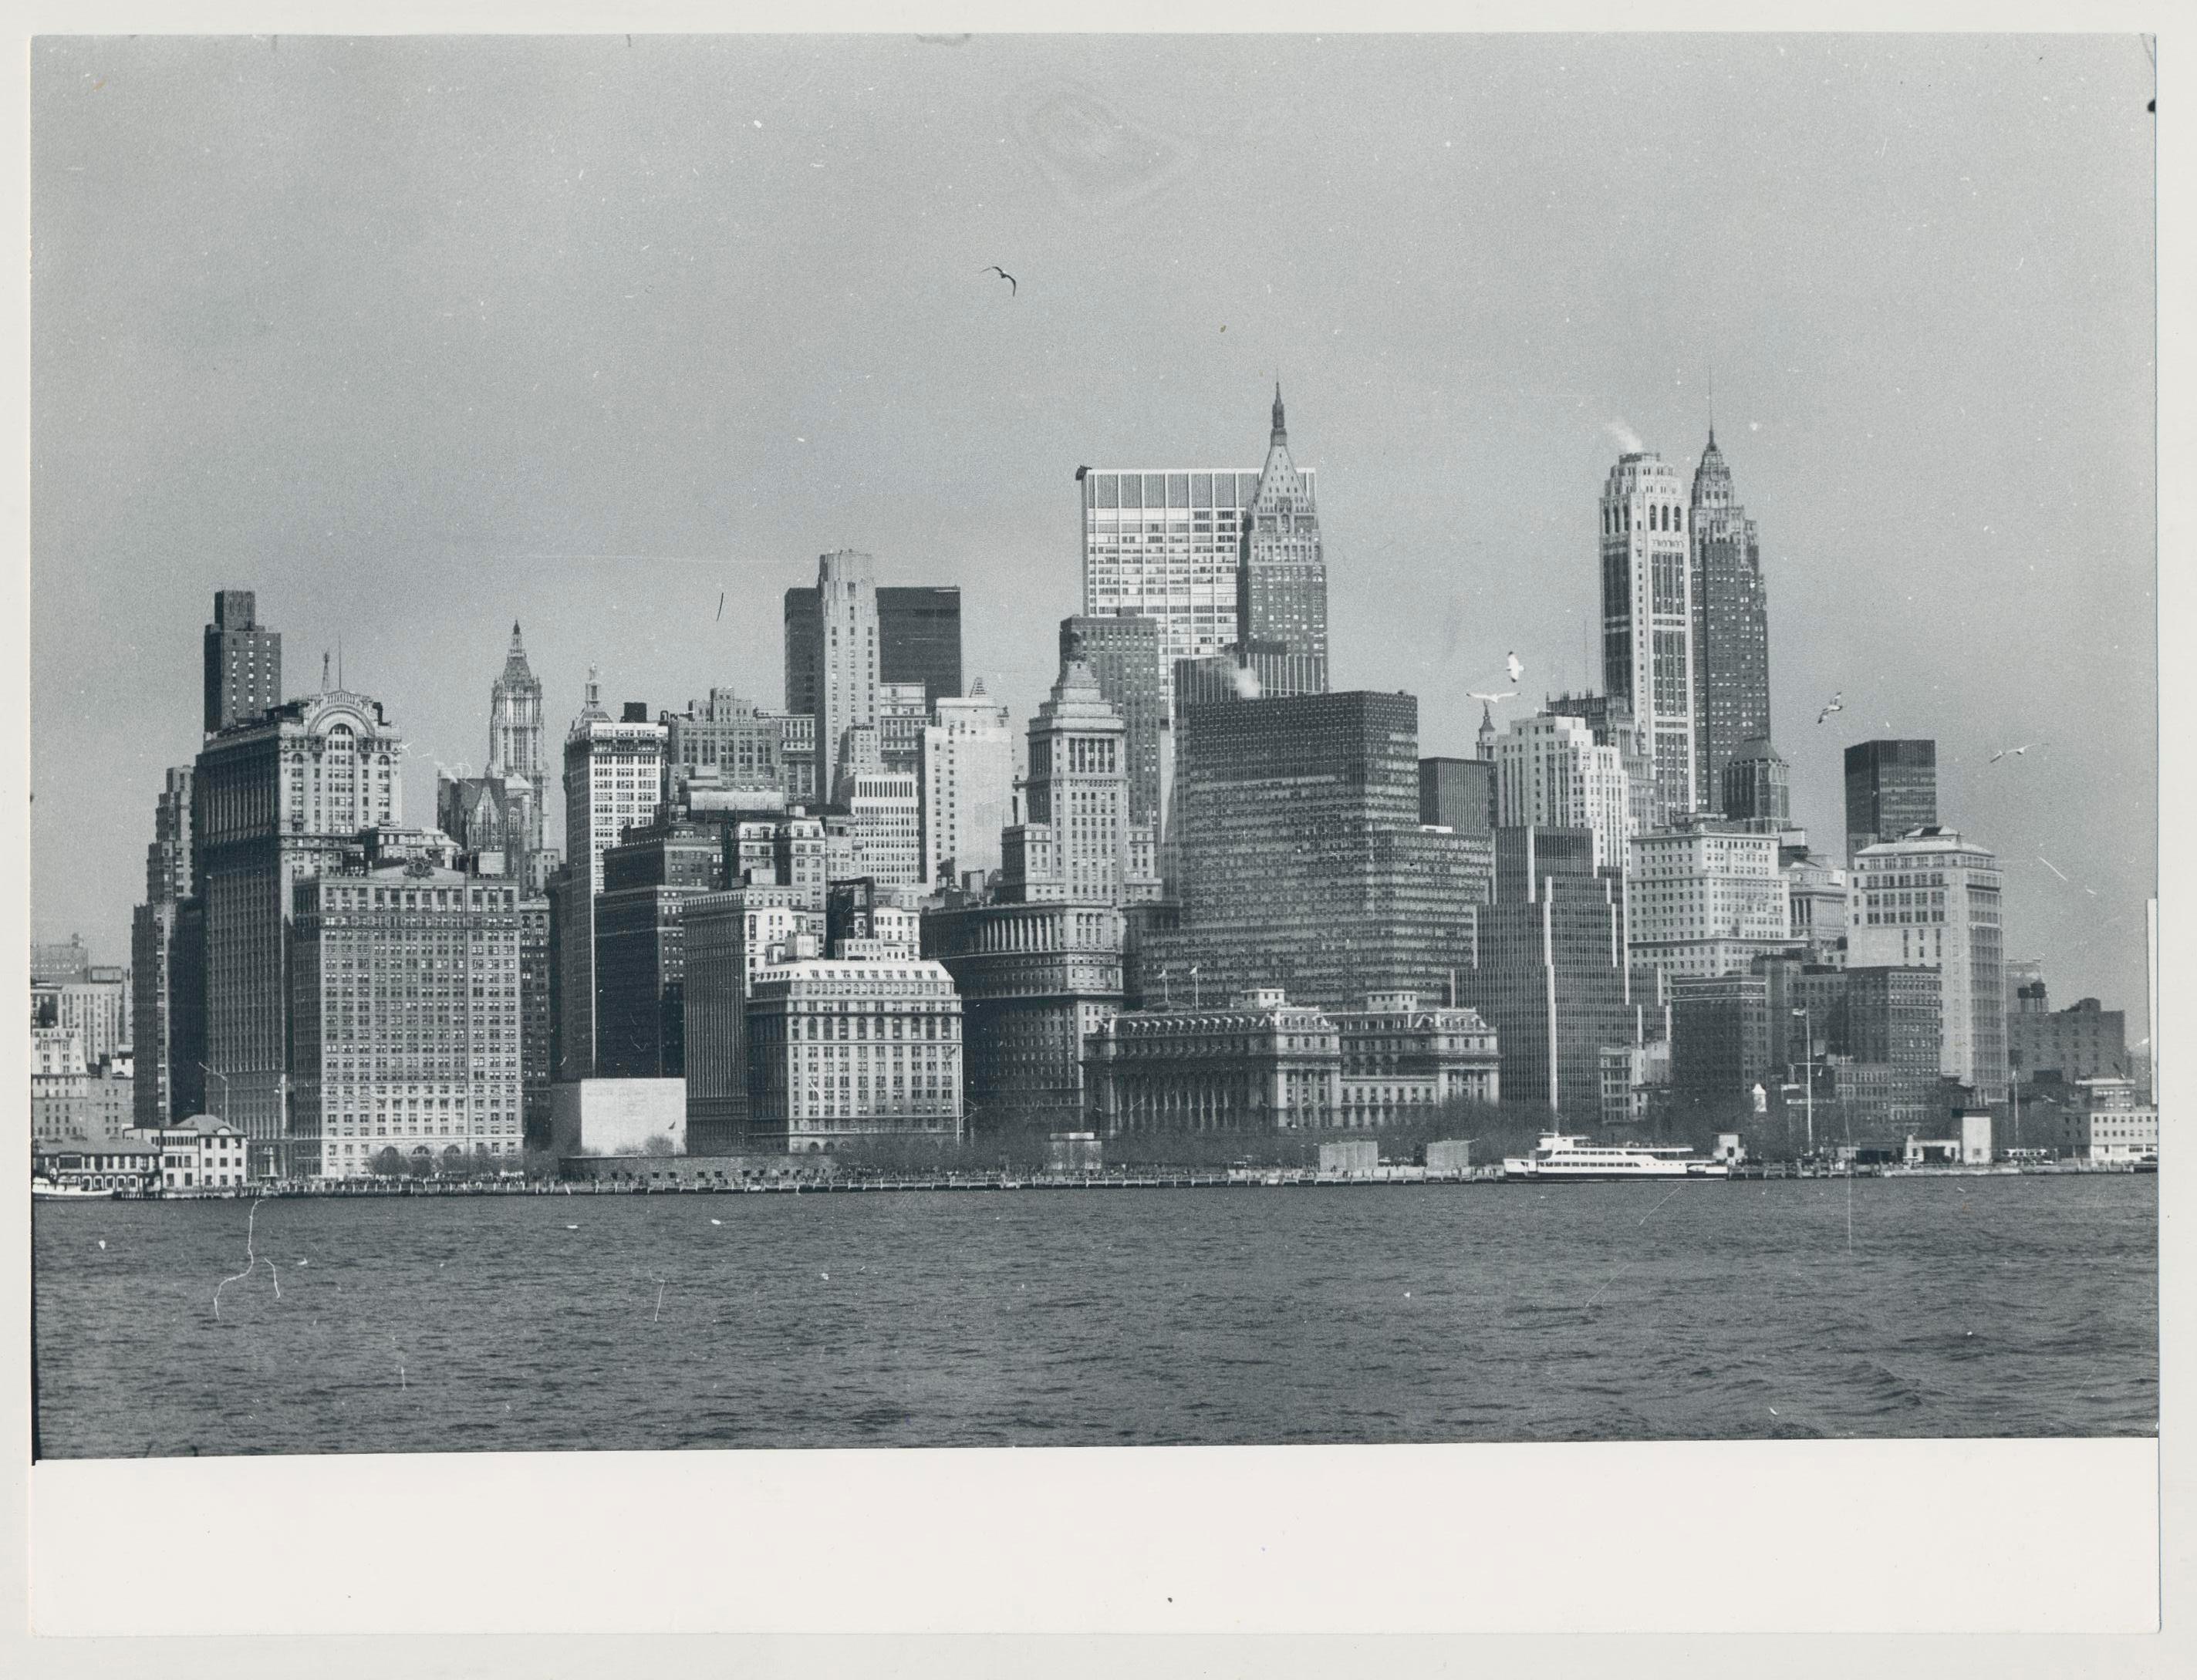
[
  {"xmin": 486, "ymin": 622, "xmax": 546, "ymax": 851},
  {"xmin": 1844, "ymin": 740, "xmax": 1939, "ymax": 863},
  {"xmin": 1061, "ymin": 613, "xmax": 1166, "ymax": 828},
  {"xmin": 202, "ymin": 589, "xmax": 282, "ymax": 736},
  {"xmin": 1689, "ymin": 433, "xmax": 1773, "ymax": 815},
  {"xmin": 804, "ymin": 549, "xmax": 881, "ymax": 803},
  {"xmin": 1493, "ymin": 711, "xmax": 1635, "ymax": 872},
  {"xmin": 131, "ymin": 766, "xmax": 199, "ymax": 1130},
  {"xmin": 1721, "ymin": 736, "xmax": 1791, "ymax": 829},
  {"xmin": 784, "ymin": 582, "xmax": 964, "ymax": 720},
  {"xmin": 193, "ymin": 686, "xmax": 405, "ymax": 1168},
  {"xmin": 1846, "ymin": 826, "xmax": 2006, "ymax": 1102},
  {"xmin": 1144, "ymin": 690, "xmax": 1489, "ymax": 1010},
  {"xmin": 919, "ymin": 683, "xmax": 1014, "ymax": 886},
  {"xmin": 1000, "ymin": 659, "xmax": 1162, "ymax": 906},
  {"xmin": 555, "ymin": 672, "xmax": 669, "ymax": 1081},
  {"xmin": 1546, "ymin": 691, "xmax": 1659, "ymax": 842},
  {"xmin": 1456, "ymin": 826, "xmax": 1635, "ymax": 1118},
  {"xmin": 289, "ymin": 869, "xmax": 525, "ymax": 1180},
  {"xmin": 1599, "ymin": 452, "xmax": 1697, "ymax": 822},
  {"xmin": 1235, "ymin": 386, "xmax": 1328, "ymax": 694},
  {"xmin": 1078, "ymin": 463, "xmax": 1314, "ymax": 671},
  {"xmin": 664, "ymin": 688, "xmax": 785, "ymax": 800}
]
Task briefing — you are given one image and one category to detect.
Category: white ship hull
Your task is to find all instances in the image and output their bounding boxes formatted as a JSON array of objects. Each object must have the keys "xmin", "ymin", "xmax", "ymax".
[
  {"xmin": 31, "ymin": 1179, "xmax": 117, "ymax": 1200},
  {"xmin": 1501, "ymin": 1134, "xmax": 1729, "ymax": 1182}
]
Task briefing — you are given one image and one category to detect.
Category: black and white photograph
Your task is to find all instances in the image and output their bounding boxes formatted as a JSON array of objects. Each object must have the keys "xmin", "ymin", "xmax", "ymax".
[{"xmin": 15, "ymin": 22, "xmax": 2168, "ymax": 1640}]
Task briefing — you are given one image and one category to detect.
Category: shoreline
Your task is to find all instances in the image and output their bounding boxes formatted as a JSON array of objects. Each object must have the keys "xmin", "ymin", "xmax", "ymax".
[{"xmin": 32, "ymin": 1159, "xmax": 2156, "ymax": 1203}]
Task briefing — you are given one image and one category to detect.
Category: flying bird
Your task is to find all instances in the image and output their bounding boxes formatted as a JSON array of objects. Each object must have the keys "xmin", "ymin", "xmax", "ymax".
[
  {"xmin": 1466, "ymin": 690, "xmax": 1517, "ymax": 704},
  {"xmin": 1505, "ymin": 651, "xmax": 1524, "ymax": 685},
  {"xmin": 1989, "ymin": 743, "xmax": 2039, "ymax": 764},
  {"xmin": 1816, "ymin": 692, "xmax": 1844, "ymax": 725},
  {"xmin": 981, "ymin": 265, "xmax": 1017, "ymax": 295}
]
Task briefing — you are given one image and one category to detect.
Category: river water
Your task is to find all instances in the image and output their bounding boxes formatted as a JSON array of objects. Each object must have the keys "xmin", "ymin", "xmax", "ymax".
[{"xmin": 30, "ymin": 1175, "xmax": 2156, "ymax": 1457}]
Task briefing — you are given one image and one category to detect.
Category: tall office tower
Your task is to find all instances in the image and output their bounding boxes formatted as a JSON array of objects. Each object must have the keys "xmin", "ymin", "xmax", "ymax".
[
  {"xmin": 1235, "ymin": 386, "xmax": 1328, "ymax": 694},
  {"xmin": 1080, "ymin": 462, "xmax": 1314, "ymax": 670},
  {"xmin": 1721, "ymin": 737, "xmax": 1791, "ymax": 829},
  {"xmin": 926, "ymin": 660, "xmax": 1158, "ymax": 1126},
  {"xmin": 919, "ymin": 684, "xmax": 1014, "ymax": 886},
  {"xmin": 192, "ymin": 688, "xmax": 404, "ymax": 1169},
  {"xmin": 1844, "ymin": 740, "xmax": 1938, "ymax": 864},
  {"xmin": 838, "ymin": 770, "xmax": 923, "ymax": 886},
  {"xmin": 562, "ymin": 675, "xmax": 670, "ymax": 896},
  {"xmin": 799, "ymin": 549, "xmax": 881, "ymax": 802},
  {"xmin": 555, "ymin": 673, "xmax": 669, "ymax": 1081},
  {"xmin": 1847, "ymin": 826, "xmax": 2006, "ymax": 1101},
  {"xmin": 1061, "ymin": 614, "xmax": 1166, "ymax": 827},
  {"xmin": 1000, "ymin": 660, "xmax": 1163, "ymax": 906},
  {"xmin": 664, "ymin": 689, "xmax": 785, "ymax": 800},
  {"xmin": 518, "ymin": 896, "xmax": 552, "ymax": 1149},
  {"xmin": 1455, "ymin": 825, "xmax": 1635, "ymax": 1118},
  {"xmin": 784, "ymin": 580, "xmax": 962, "ymax": 723},
  {"xmin": 744, "ymin": 956, "xmax": 965, "ymax": 1152},
  {"xmin": 592, "ymin": 815, "xmax": 741, "ymax": 1080},
  {"xmin": 1689, "ymin": 433, "xmax": 1773, "ymax": 814},
  {"xmin": 682, "ymin": 883, "xmax": 827, "ymax": 1152},
  {"xmin": 875, "ymin": 682, "xmax": 930, "ymax": 775},
  {"xmin": 132, "ymin": 767, "xmax": 198, "ymax": 1129},
  {"xmin": 1419, "ymin": 756, "xmax": 1494, "ymax": 835},
  {"xmin": 289, "ymin": 869, "xmax": 525, "ymax": 1181},
  {"xmin": 202, "ymin": 589, "xmax": 282, "ymax": 736},
  {"xmin": 1598, "ymin": 452, "xmax": 1697, "ymax": 822},
  {"xmin": 486, "ymin": 622, "xmax": 547, "ymax": 852},
  {"xmin": 1493, "ymin": 712, "xmax": 1635, "ymax": 871},
  {"xmin": 1546, "ymin": 691, "xmax": 1659, "ymax": 844},
  {"xmin": 1144, "ymin": 691, "xmax": 1490, "ymax": 1011},
  {"xmin": 1626, "ymin": 821, "xmax": 1793, "ymax": 980}
]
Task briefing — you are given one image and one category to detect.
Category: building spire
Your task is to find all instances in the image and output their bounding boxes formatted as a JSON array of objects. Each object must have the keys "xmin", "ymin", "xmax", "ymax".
[
  {"xmin": 1271, "ymin": 381, "xmax": 1287, "ymax": 445},
  {"xmin": 321, "ymin": 649, "xmax": 331, "ymax": 692}
]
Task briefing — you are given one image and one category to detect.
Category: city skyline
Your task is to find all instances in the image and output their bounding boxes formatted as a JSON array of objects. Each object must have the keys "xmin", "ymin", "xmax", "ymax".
[{"xmin": 31, "ymin": 34, "xmax": 2155, "ymax": 1015}]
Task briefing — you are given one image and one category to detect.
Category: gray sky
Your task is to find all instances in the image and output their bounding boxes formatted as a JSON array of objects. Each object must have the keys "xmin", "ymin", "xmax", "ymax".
[{"xmin": 31, "ymin": 32, "xmax": 2156, "ymax": 1016}]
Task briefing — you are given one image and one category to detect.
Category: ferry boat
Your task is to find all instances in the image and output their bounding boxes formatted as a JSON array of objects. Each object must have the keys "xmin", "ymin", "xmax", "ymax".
[
  {"xmin": 1500, "ymin": 1133, "xmax": 1729, "ymax": 1182},
  {"xmin": 31, "ymin": 1176, "xmax": 116, "ymax": 1201}
]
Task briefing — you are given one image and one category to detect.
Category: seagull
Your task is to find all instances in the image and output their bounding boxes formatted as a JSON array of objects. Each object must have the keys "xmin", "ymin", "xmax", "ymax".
[
  {"xmin": 1816, "ymin": 693, "xmax": 1844, "ymax": 724},
  {"xmin": 1505, "ymin": 651, "xmax": 1524, "ymax": 685},
  {"xmin": 710, "ymin": 1218, "xmax": 722, "ymax": 1226},
  {"xmin": 980, "ymin": 265, "xmax": 1017, "ymax": 295},
  {"xmin": 1466, "ymin": 690, "xmax": 1517, "ymax": 704},
  {"xmin": 1989, "ymin": 743, "xmax": 2038, "ymax": 764}
]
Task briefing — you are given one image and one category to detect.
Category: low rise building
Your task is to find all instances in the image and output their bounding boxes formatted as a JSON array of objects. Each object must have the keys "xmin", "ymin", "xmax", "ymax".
[
  {"xmin": 33, "ymin": 1139, "xmax": 164, "ymax": 1194},
  {"xmin": 550, "ymin": 1078, "xmax": 687, "ymax": 1158},
  {"xmin": 1085, "ymin": 988, "xmax": 1499, "ymax": 1135},
  {"xmin": 2008, "ymin": 991, "xmax": 2130, "ymax": 1084},
  {"xmin": 158, "ymin": 1116, "xmax": 251, "ymax": 1190}
]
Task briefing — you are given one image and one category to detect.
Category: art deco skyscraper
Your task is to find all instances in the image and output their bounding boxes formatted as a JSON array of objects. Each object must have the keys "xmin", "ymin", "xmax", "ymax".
[
  {"xmin": 807, "ymin": 549, "xmax": 881, "ymax": 802},
  {"xmin": 1689, "ymin": 432, "xmax": 1773, "ymax": 814},
  {"xmin": 1236, "ymin": 386, "xmax": 1328, "ymax": 696},
  {"xmin": 202, "ymin": 589, "xmax": 282, "ymax": 735},
  {"xmin": 1599, "ymin": 451, "xmax": 1697, "ymax": 823}
]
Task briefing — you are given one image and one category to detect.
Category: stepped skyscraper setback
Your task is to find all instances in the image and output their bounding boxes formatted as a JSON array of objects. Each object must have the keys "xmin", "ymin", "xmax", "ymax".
[{"xmin": 1688, "ymin": 431, "xmax": 1773, "ymax": 815}]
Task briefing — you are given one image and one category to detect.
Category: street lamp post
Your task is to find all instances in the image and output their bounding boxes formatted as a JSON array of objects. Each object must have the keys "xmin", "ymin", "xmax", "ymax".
[{"xmin": 1792, "ymin": 1007, "xmax": 1814, "ymax": 1157}]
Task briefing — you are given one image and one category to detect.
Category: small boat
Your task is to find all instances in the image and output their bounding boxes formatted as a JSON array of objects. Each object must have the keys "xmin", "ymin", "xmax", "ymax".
[
  {"xmin": 32, "ymin": 1176, "xmax": 116, "ymax": 1201},
  {"xmin": 1500, "ymin": 1133, "xmax": 1729, "ymax": 1182}
]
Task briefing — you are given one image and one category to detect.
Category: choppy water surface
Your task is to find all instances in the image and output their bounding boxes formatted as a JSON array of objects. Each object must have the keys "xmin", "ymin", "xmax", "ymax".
[{"xmin": 31, "ymin": 1176, "xmax": 2156, "ymax": 1456}]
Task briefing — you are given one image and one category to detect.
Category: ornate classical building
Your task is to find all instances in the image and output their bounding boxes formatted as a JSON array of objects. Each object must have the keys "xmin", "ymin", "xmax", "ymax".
[
  {"xmin": 1085, "ymin": 987, "xmax": 1499, "ymax": 1134},
  {"xmin": 192, "ymin": 684, "xmax": 404, "ymax": 1170},
  {"xmin": 487, "ymin": 622, "xmax": 548, "ymax": 852},
  {"xmin": 743, "ymin": 957, "xmax": 964, "ymax": 1151},
  {"xmin": 289, "ymin": 865, "xmax": 527, "ymax": 1180}
]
